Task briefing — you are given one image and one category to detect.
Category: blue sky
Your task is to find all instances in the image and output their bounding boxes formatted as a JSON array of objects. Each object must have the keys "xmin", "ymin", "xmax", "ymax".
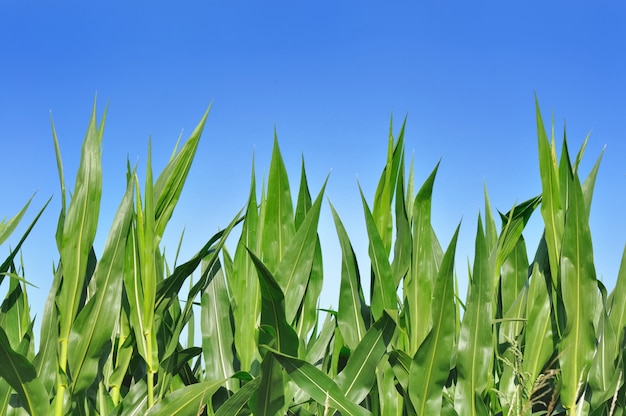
[{"xmin": 1, "ymin": 2, "xmax": 625, "ymax": 320}]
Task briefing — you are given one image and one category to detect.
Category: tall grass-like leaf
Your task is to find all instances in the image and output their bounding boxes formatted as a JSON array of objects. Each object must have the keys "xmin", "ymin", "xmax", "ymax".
[
  {"xmin": 294, "ymin": 158, "xmax": 323, "ymax": 339},
  {"xmin": 153, "ymin": 106, "xmax": 211, "ymax": 239},
  {"xmin": 230, "ymin": 161, "xmax": 260, "ymax": 371},
  {"xmin": 608, "ymin": 246, "xmax": 626, "ymax": 366},
  {"xmin": 523, "ymin": 261, "xmax": 555, "ymax": 395},
  {"xmin": 377, "ymin": 359, "xmax": 402, "ymax": 415},
  {"xmin": 409, "ymin": 224, "xmax": 460, "ymax": 416},
  {"xmin": 254, "ymin": 353, "xmax": 285, "ymax": 416},
  {"xmin": 305, "ymin": 311, "xmax": 335, "ymax": 370},
  {"xmin": 67, "ymin": 175, "xmax": 134, "ymax": 394},
  {"xmin": 298, "ymin": 238, "xmax": 324, "ymax": 343},
  {"xmin": 589, "ymin": 295, "xmax": 620, "ymax": 409},
  {"xmin": 336, "ymin": 312, "xmax": 395, "ymax": 404},
  {"xmin": 262, "ymin": 133, "xmax": 295, "ymax": 272},
  {"xmin": 158, "ymin": 222, "xmax": 241, "ymax": 372},
  {"xmin": 536, "ymin": 99, "xmax": 564, "ymax": 286},
  {"xmin": 274, "ymin": 179, "xmax": 326, "ymax": 324},
  {"xmin": 50, "ymin": 113, "xmax": 67, "ymax": 253},
  {"xmin": 0, "ymin": 198, "xmax": 50, "ymax": 288},
  {"xmin": 214, "ymin": 377, "xmax": 261, "ymax": 416},
  {"xmin": 372, "ymin": 118, "xmax": 405, "ymax": 254},
  {"xmin": 495, "ymin": 196, "xmax": 541, "ymax": 278},
  {"xmin": 247, "ymin": 250, "xmax": 299, "ymax": 357},
  {"xmin": 484, "ymin": 185, "xmax": 498, "ymax": 255},
  {"xmin": 407, "ymin": 163, "xmax": 439, "ymax": 354},
  {"xmin": 0, "ymin": 328, "xmax": 48, "ymax": 416},
  {"xmin": 498, "ymin": 237, "xmax": 529, "ymax": 343},
  {"xmin": 500, "ymin": 235, "xmax": 529, "ymax": 316},
  {"xmin": 360, "ymin": 187, "xmax": 396, "ymax": 321},
  {"xmin": 116, "ymin": 379, "xmax": 148, "ymax": 416},
  {"xmin": 330, "ymin": 202, "xmax": 367, "ymax": 350},
  {"xmin": 144, "ymin": 380, "xmax": 224, "ymax": 416},
  {"xmin": 108, "ymin": 302, "xmax": 133, "ymax": 406},
  {"xmin": 201, "ymin": 262, "xmax": 235, "ymax": 392},
  {"xmin": 559, "ymin": 170, "xmax": 598, "ymax": 410},
  {"xmin": 271, "ymin": 349, "xmax": 372, "ymax": 416},
  {"xmin": 0, "ymin": 318, "xmax": 36, "ymax": 414},
  {"xmin": 33, "ymin": 263, "xmax": 61, "ymax": 395},
  {"xmin": 57, "ymin": 102, "xmax": 104, "ymax": 336},
  {"xmin": 136, "ymin": 143, "xmax": 158, "ymax": 369},
  {"xmin": 581, "ymin": 149, "xmax": 604, "ymax": 220},
  {"xmin": 155, "ymin": 222, "xmax": 240, "ymax": 317},
  {"xmin": 392, "ymin": 156, "xmax": 412, "ymax": 287},
  {"xmin": 455, "ymin": 215, "xmax": 493, "ymax": 415},
  {"xmin": 55, "ymin": 103, "xmax": 105, "ymax": 412},
  {"xmin": 295, "ymin": 156, "xmax": 312, "ymax": 230},
  {"xmin": 0, "ymin": 196, "xmax": 33, "ymax": 248},
  {"xmin": 389, "ymin": 350, "xmax": 412, "ymax": 395}
]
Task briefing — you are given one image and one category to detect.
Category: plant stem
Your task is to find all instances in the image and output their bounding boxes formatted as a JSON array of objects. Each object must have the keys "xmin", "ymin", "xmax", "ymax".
[
  {"xmin": 55, "ymin": 338, "xmax": 69, "ymax": 416},
  {"xmin": 146, "ymin": 333, "xmax": 155, "ymax": 408}
]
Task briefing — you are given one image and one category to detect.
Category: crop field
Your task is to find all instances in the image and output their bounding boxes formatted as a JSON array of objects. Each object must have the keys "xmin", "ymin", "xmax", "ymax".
[{"xmin": 0, "ymin": 100, "xmax": 624, "ymax": 415}]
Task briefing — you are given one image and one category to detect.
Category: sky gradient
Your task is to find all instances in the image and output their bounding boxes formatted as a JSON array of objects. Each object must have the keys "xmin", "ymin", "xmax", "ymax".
[{"xmin": 1, "ymin": 2, "xmax": 625, "ymax": 319}]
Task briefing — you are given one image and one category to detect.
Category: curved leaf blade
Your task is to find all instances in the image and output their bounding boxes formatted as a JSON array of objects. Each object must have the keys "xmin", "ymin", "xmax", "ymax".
[
  {"xmin": 409, "ymin": 224, "xmax": 459, "ymax": 416},
  {"xmin": 0, "ymin": 328, "xmax": 48, "ymax": 416},
  {"xmin": 271, "ymin": 350, "xmax": 372, "ymax": 416}
]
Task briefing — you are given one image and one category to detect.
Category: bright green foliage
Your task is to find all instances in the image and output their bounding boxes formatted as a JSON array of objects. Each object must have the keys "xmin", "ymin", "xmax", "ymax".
[{"xmin": 0, "ymin": 100, "xmax": 624, "ymax": 416}]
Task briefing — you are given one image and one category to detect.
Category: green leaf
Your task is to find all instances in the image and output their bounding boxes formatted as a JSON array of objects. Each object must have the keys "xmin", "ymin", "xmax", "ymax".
[
  {"xmin": 294, "ymin": 156, "xmax": 313, "ymax": 230},
  {"xmin": 388, "ymin": 349, "xmax": 412, "ymax": 395},
  {"xmin": 483, "ymin": 185, "xmax": 498, "ymax": 255},
  {"xmin": 498, "ymin": 236, "xmax": 529, "ymax": 343},
  {"xmin": 153, "ymin": 105, "xmax": 211, "ymax": 239},
  {"xmin": 409, "ymin": 224, "xmax": 459, "ymax": 416},
  {"xmin": 559, "ymin": 170, "xmax": 598, "ymax": 410},
  {"xmin": 155, "ymin": 214, "xmax": 242, "ymax": 316},
  {"xmin": 201, "ymin": 262, "xmax": 236, "ymax": 391},
  {"xmin": 144, "ymin": 380, "xmax": 224, "ymax": 416},
  {"xmin": 581, "ymin": 147, "xmax": 604, "ymax": 219},
  {"xmin": 455, "ymin": 215, "xmax": 493, "ymax": 415},
  {"xmin": 247, "ymin": 250, "xmax": 299, "ymax": 357},
  {"xmin": 330, "ymin": 202, "xmax": 367, "ymax": 350},
  {"xmin": 589, "ymin": 294, "xmax": 620, "ymax": 409},
  {"xmin": 0, "ymin": 328, "xmax": 48, "ymax": 416},
  {"xmin": 522, "ymin": 263, "xmax": 555, "ymax": 393},
  {"xmin": 392, "ymin": 158, "xmax": 412, "ymax": 287},
  {"xmin": 261, "ymin": 133, "xmax": 295, "ymax": 272},
  {"xmin": 274, "ymin": 178, "xmax": 327, "ymax": 323},
  {"xmin": 495, "ymin": 196, "xmax": 541, "ymax": 276},
  {"xmin": 0, "ymin": 195, "xmax": 33, "ymax": 247},
  {"xmin": 376, "ymin": 359, "xmax": 402, "ymax": 415},
  {"xmin": 305, "ymin": 311, "xmax": 335, "ymax": 370},
  {"xmin": 271, "ymin": 350, "xmax": 372, "ymax": 416},
  {"xmin": 336, "ymin": 312, "xmax": 396, "ymax": 404},
  {"xmin": 609, "ymin": 246, "xmax": 626, "ymax": 362},
  {"xmin": 231, "ymin": 160, "xmax": 261, "ymax": 371},
  {"xmin": 135, "ymin": 142, "xmax": 158, "ymax": 373},
  {"xmin": 372, "ymin": 118, "xmax": 405, "ymax": 254},
  {"xmin": 67, "ymin": 174, "xmax": 134, "ymax": 394},
  {"xmin": 0, "ymin": 275, "xmax": 31, "ymax": 353},
  {"xmin": 406, "ymin": 163, "xmax": 439, "ymax": 354},
  {"xmin": 535, "ymin": 98, "xmax": 564, "ymax": 287},
  {"xmin": 0, "ymin": 197, "xmax": 50, "ymax": 288},
  {"xmin": 57, "ymin": 102, "xmax": 105, "ymax": 343},
  {"xmin": 215, "ymin": 377, "xmax": 261, "ymax": 416},
  {"xmin": 116, "ymin": 379, "xmax": 148, "ymax": 416},
  {"xmin": 32, "ymin": 264, "xmax": 61, "ymax": 395},
  {"xmin": 360, "ymin": 187, "xmax": 396, "ymax": 321},
  {"xmin": 254, "ymin": 353, "xmax": 285, "ymax": 416}
]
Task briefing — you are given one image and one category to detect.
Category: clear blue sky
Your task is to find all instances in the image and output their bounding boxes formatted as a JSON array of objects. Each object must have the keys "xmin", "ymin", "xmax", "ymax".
[{"xmin": 1, "ymin": 2, "xmax": 625, "ymax": 320}]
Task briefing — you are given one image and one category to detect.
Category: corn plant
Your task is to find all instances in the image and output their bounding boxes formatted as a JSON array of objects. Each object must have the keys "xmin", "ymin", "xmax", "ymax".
[{"xmin": 0, "ymin": 99, "xmax": 625, "ymax": 416}]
